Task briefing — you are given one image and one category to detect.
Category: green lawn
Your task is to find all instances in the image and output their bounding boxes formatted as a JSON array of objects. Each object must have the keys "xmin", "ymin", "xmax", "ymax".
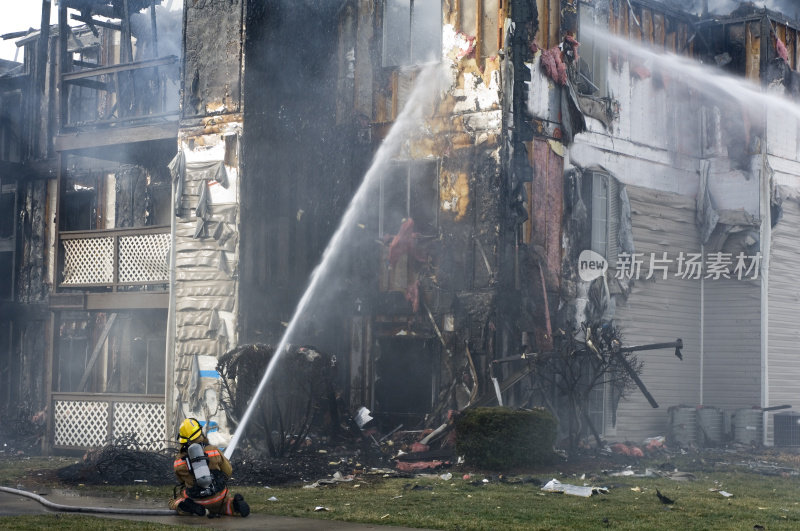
[{"xmin": 1, "ymin": 455, "xmax": 799, "ymax": 530}]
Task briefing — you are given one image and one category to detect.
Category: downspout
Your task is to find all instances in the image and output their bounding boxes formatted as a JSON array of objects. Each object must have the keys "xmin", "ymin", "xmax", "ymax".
[
  {"xmin": 699, "ymin": 244, "xmax": 704, "ymax": 405},
  {"xmin": 165, "ymin": 149, "xmax": 179, "ymax": 443},
  {"xmin": 759, "ymin": 31, "xmax": 771, "ymax": 445},
  {"xmin": 759, "ymin": 130, "xmax": 771, "ymax": 446}
]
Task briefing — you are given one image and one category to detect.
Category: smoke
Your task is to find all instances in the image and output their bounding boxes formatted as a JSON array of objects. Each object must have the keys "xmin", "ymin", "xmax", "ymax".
[
  {"xmin": 662, "ymin": 0, "xmax": 800, "ymax": 17},
  {"xmin": 130, "ymin": 5, "xmax": 183, "ymax": 60}
]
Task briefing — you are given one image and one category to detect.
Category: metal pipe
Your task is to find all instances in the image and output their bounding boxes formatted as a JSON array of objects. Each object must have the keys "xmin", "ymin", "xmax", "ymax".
[{"xmin": 617, "ymin": 339, "xmax": 682, "ymax": 353}]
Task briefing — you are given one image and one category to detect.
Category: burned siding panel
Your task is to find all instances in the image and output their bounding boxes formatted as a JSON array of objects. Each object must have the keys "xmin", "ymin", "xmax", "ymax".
[
  {"xmin": 611, "ymin": 186, "xmax": 701, "ymax": 441},
  {"xmin": 16, "ymin": 180, "xmax": 49, "ymax": 302},
  {"xmin": 171, "ymin": 139, "xmax": 239, "ymax": 433},
  {"xmin": 767, "ymin": 199, "xmax": 800, "ymax": 445},
  {"xmin": 182, "ymin": 0, "xmax": 244, "ymax": 117},
  {"xmin": 528, "ymin": 138, "xmax": 563, "ymax": 288},
  {"xmin": 703, "ymin": 279, "xmax": 761, "ymax": 411},
  {"xmin": 0, "ymin": 319, "xmax": 48, "ymax": 420}
]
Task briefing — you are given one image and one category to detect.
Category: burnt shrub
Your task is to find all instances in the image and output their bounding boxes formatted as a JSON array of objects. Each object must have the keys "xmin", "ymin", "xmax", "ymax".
[{"xmin": 455, "ymin": 407, "xmax": 557, "ymax": 470}]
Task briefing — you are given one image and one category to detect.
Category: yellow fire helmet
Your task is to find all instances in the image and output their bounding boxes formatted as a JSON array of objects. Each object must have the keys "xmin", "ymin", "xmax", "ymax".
[{"xmin": 178, "ymin": 418, "xmax": 203, "ymax": 445}]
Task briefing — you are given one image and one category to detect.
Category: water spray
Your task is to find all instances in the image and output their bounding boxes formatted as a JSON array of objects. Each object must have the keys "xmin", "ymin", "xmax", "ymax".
[
  {"xmin": 224, "ymin": 62, "xmax": 446, "ymax": 458},
  {"xmin": 585, "ymin": 27, "xmax": 800, "ymax": 122}
]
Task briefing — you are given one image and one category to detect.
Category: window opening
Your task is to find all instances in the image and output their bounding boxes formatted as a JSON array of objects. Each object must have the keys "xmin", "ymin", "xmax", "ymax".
[{"xmin": 383, "ymin": 0, "xmax": 442, "ymax": 67}]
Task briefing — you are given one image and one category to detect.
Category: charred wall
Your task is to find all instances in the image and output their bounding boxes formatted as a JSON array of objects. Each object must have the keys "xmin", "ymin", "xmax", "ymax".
[
  {"xmin": 182, "ymin": 0, "xmax": 244, "ymax": 117},
  {"xmin": 239, "ymin": 0, "xmax": 362, "ymax": 355},
  {"xmin": 0, "ymin": 177, "xmax": 49, "ymax": 423}
]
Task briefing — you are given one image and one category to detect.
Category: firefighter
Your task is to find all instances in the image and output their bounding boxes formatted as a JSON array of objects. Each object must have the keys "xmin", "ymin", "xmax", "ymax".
[{"xmin": 169, "ymin": 418, "xmax": 250, "ymax": 517}]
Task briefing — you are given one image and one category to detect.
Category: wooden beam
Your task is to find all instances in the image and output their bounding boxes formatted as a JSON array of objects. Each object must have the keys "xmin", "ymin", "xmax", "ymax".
[
  {"xmin": 0, "ymin": 159, "xmax": 58, "ymax": 180},
  {"xmin": 35, "ymin": 0, "xmax": 51, "ymax": 158},
  {"xmin": 54, "ymin": 121, "xmax": 178, "ymax": 151},
  {"xmin": 70, "ymin": 14, "xmax": 122, "ymax": 32},
  {"xmin": 62, "ymin": 56, "xmax": 177, "ymax": 81},
  {"xmin": 49, "ymin": 293, "xmax": 85, "ymax": 310},
  {"xmin": 77, "ymin": 313, "xmax": 117, "ymax": 392},
  {"xmin": 150, "ymin": 0, "xmax": 159, "ymax": 58},
  {"xmin": 63, "ymin": 77, "xmax": 109, "ymax": 91},
  {"xmin": 43, "ymin": 312, "xmax": 55, "ymax": 454},
  {"xmin": 86, "ymin": 292, "xmax": 169, "ymax": 310}
]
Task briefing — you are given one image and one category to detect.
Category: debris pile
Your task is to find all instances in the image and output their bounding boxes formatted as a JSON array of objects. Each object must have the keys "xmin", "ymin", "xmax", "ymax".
[{"xmin": 58, "ymin": 435, "xmax": 175, "ymax": 486}]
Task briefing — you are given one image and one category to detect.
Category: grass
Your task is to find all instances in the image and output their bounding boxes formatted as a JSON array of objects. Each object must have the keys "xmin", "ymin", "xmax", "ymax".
[
  {"xmin": 2, "ymin": 454, "xmax": 800, "ymax": 529},
  {"xmin": 233, "ymin": 471, "xmax": 800, "ymax": 530}
]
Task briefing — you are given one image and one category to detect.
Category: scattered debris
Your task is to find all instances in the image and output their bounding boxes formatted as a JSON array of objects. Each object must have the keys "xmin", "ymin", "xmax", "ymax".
[
  {"xmin": 610, "ymin": 443, "xmax": 644, "ymax": 457},
  {"xmin": 541, "ymin": 478, "xmax": 608, "ymax": 497},
  {"xmin": 666, "ymin": 471, "xmax": 696, "ymax": 481},
  {"xmin": 314, "ymin": 506, "xmax": 329, "ymax": 512},
  {"xmin": 58, "ymin": 436, "xmax": 174, "ymax": 486}
]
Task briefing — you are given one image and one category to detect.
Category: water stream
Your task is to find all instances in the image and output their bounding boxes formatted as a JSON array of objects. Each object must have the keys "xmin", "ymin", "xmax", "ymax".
[
  {"xmin": 224, "ymin": 63, "xmax": 446, "ymax": 458},
  {"xmin": 588, "ymin": 27, "xmax": 800, "ymax": 121}
]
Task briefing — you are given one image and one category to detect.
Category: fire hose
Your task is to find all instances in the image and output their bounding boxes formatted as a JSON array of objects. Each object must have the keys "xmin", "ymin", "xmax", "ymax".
[{"xmin": 0, "ymin": 486, "xmax": 175, "ymax": 515}]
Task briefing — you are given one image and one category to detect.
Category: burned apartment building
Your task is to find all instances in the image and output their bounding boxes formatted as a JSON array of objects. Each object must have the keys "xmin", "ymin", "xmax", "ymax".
[{"xmin": 2, "ymin": 0, "xmax": 800, "ymax": 453}]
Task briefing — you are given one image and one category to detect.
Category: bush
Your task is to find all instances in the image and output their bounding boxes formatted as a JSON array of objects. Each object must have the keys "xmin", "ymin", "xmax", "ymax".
[{"xmin": 455, "ymin": 407, "xmax": 557, "ymax": 470}]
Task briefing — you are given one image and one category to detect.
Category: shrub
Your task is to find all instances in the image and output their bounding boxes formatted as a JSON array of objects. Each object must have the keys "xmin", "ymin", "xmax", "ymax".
[{"xmin": 455, "ymin": 407, "xmax": 557, "ymax": 470}]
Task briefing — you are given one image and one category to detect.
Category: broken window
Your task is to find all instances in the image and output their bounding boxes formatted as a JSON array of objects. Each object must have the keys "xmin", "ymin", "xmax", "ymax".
[
  {"xmin": 0, "ymin": 182, "xmax": 16, "ymax": 300},
  {"xmin": 56, "ymin": 310, "xmax": 166, "ymax": 395},
  {"xmin": 0, "ymin": 91, "xmax": 22, "ymax": 162},
  {"xmin": 585, "ymin": 170, "xmax": 622, "ymax": 435},
  {"xmin": 61, "ymin": 173, "xmax": 100, "ymax": 231},
  {"xmin": 60, "ymin": 162, "xmax": 171, "ymax": 232},
  {"xmin": 577, "ymin": 1, "xmax": 608, "ymax": 97},
  {"xmin": 380, "ymin": 159, "xmax": 439, "ymax": 238},
  {"xmin": 588, "ymin": 171, "xmax": 620, "ymax": 266},
  {"xmin": 382, "ymin": 0, "xmax": 442, "ymax": 67}
]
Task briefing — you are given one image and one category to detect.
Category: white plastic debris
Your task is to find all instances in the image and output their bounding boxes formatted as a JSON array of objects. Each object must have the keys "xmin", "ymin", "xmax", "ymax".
[
  {"xmin": 440, "ymin": 473, "xmax": 453, "ymax": 481},
  {"xmin": 719, "ymin": 491, "xmax": 733, "ymax": 497},
  {"xmin": 268, "ymin": 496, "xmax": 278, "ymax": 502},
  {"xmin": 354, "ymin": 407, "xmax": 373, "ymax": 428},
  {"xmin": 541, "ymin": 478, "xmax": 608, "ymax": 497},
  {"xmin": 314, "ymin": 506, "xmax": 329, "ymax": 512}
]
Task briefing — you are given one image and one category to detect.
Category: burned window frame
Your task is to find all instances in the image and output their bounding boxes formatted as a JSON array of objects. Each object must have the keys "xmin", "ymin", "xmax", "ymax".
[
  {"xmin": 585, "ymin": 169, "xmax": 622, "ymax": 435},
  {"xmin": 55, "ymin": 310, "xmax": 167, "ymax": 396},
  {"xmin": 0, "ymin": 89, "xmax": 23, "ymax": 162},
  {"xmin": 60, "ymin": 159, "xmax": 171, "ymax": 232},
  {"xmin": 379, "ymin": 158, "xmax": 440, "ymax": 239},
  {"xmin": 382, "ymin": 0, "xmax": 443, "ymax": 68},
  {"xmin": 577, "ymin": 1, "xmax": 609, "ymax": 97},
  {"xmin": 586, "ymin": 170, "xmax": 620, "ymax": 267},
  {"xmin": 0, "ymin": 180, "xmax": 17, "ymax": 301}
]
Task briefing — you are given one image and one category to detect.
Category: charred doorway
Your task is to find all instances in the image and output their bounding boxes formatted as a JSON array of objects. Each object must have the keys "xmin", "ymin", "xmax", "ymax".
[{"xmin": 374, "ymin": 336, "xmax": 440, "ymax": 427}]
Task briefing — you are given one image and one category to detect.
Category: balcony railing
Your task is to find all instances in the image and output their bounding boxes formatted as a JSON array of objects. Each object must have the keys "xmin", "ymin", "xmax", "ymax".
[
  {"xmin": 51, "ymin": 392, "xmax": 166, "ymax": 450},
  {"xmin": 61, "ymin": 56, "xmax": 179, "ymax": 128},
  {"xmin": 59, "ymin": 226, "xmax": 170, "ymax": 289}
]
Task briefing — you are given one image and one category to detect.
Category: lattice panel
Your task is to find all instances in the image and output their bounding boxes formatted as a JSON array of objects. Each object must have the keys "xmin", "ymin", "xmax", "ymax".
[
  {"xmin": 118, "ymin": 233, "xmax": 171, "ymax": 283},
  {"xmin": 113, "ymin": 401, "xmax": 167, "ymax": 451},
  {"xmin": 62, "ymin": 237, "xmax": 114, "ymax": 285},
  {"xmin": 54, "ymin": 400, "xmax": 109, "ymax": 448}
]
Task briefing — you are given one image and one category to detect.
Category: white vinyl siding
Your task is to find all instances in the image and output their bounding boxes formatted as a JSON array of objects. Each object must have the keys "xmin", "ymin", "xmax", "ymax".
[
  {"xmin": 703, "ymin": 278, "xmax": 761, "ymax": 411},
  {"xmin": 766, "ymin": 199, "xmax": 800, "ymax": 445},
  {"xmin": 611, "ymin": 186, "xmax": 702, "ymax": 442}
]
